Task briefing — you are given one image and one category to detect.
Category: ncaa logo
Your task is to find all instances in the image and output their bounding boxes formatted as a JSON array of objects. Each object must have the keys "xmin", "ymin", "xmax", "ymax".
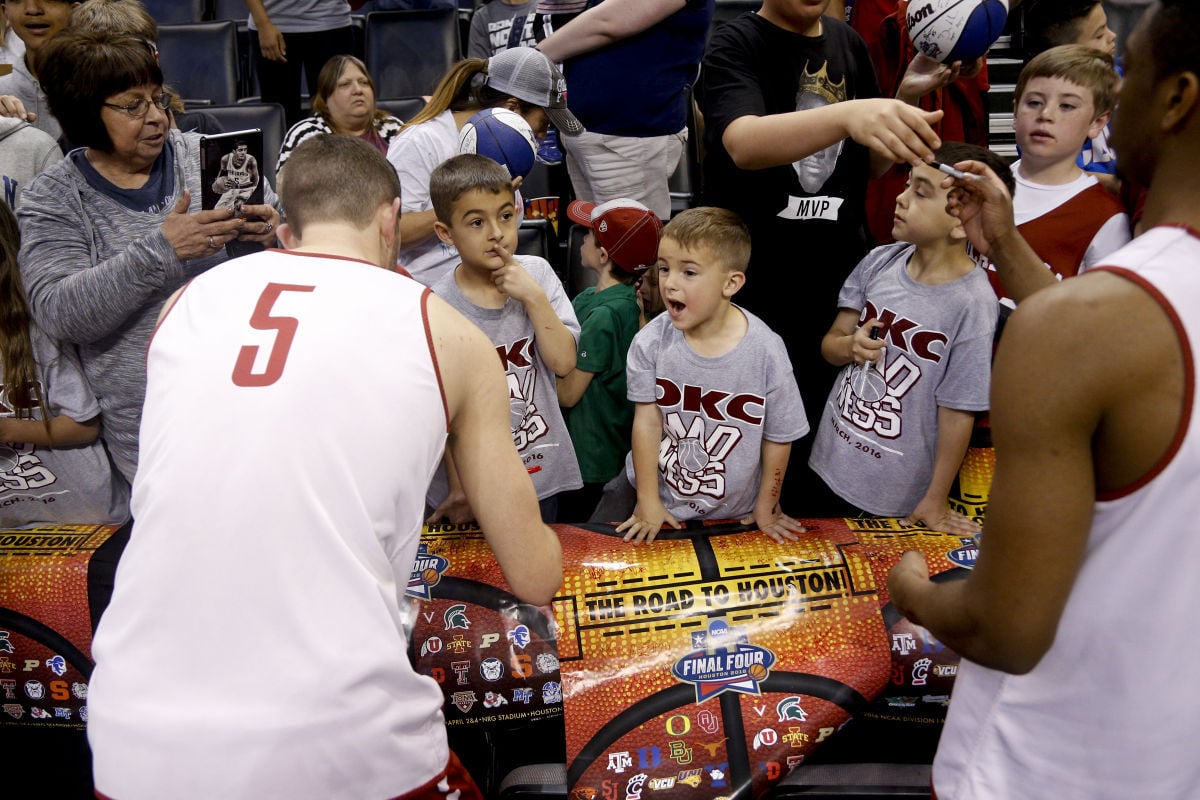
[
  {"xmin": 420, "ymin": 636, "xmax": 443, "ymax": 657},
  {"xmin": 24, "ymin": 680, "xmax": 44, "ymax": 700}
]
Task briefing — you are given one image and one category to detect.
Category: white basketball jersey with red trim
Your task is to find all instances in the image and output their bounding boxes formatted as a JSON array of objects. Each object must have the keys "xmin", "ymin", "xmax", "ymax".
[
  {"xmin": 89, "ymin": 249, "xmax": 451, "ymax": 800},
  {"xmin": 934, "ymin": 226, "xmax": 1200, "ymax": 799}
]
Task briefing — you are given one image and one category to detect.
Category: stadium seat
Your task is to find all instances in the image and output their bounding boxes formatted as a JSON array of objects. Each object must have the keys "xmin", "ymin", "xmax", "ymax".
[
  {"xmin": 202, "ymin": 103, "xmax": 288, "ymax": 183},
  {"xmin": 497, "ymin": 763, "xmax": 567, "ymax": 799},
  {"xmin": 516, "ymin": 218, "xmax": 554, "ymax": 267},
  {"xmin": 565, "ymin": 223, "xmax": 596, "ymax": 298},
  {"xmin": 669, "ymin": 85, "xmax": 701, "ymax": 216},
  {"xmin": 206, "ymin": 0, "xmax": 246, "ymax": 21},
  {"xmin": 158, "ymin": 21, "xmax": 241, "ymax": 106},
  {"xmin": 375, "ymin": 96, "xmax": 428, "ymax": 123},
  {"xmin": 145, "ymin": 0, "xmax": 205, "ymax": 25},
  {"xmin": 364, "ymin": 8, "xmax": 459, "ymax": 99}
]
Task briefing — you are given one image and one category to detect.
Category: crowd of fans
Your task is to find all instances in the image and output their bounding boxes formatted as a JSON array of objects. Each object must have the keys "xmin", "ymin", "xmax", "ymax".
[{"xmin": 3, "ymin": 0, "xmax": 1194, "ymax": 798}]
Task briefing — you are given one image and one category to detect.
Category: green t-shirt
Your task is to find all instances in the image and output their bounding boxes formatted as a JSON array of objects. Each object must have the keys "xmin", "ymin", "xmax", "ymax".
[{"xmin": 566, "ymin": 282, "xmax": 640, "ymax": 483}]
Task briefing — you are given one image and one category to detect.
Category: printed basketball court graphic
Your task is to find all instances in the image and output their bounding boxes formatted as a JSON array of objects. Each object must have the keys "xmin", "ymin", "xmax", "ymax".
[{"xmin": 411, "ymin": 514, "xmax": 977, "ymax": 799}]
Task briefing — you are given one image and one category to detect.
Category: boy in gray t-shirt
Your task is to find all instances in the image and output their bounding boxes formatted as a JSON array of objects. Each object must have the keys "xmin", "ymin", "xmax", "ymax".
[
  {"xmin": 427, "ymin": 154, "xmax": 581, "ymax": 522},
  {"xmin": 809, "ymin": 143, "xmax": 1008, "ymax": 533},
  {"xmin": 613, "ymin": 208, "xmax": 809, "ymax": 544}
]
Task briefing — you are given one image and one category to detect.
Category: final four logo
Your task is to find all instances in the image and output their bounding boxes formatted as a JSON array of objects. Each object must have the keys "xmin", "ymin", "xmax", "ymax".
[
  {"xmin": 406, "ymin": 544, "xmax": 450, "ymax": 600},
  {"xmin": 946, "ymin": 537, "xmax": 979, "ymax": 570},
  {"xmin": 671, "ymin": 620, "xmax": 776, "ymax": 702}
]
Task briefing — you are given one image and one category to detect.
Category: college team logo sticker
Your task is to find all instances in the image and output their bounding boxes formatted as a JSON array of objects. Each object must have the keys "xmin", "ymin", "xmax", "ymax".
[
  {"xmin": 671, "ymin": 620, "xmax": 776, "ymax": 702},
  {"xmin": 406, "ymin": 544, "xmax": 450, "ymax": 600}
]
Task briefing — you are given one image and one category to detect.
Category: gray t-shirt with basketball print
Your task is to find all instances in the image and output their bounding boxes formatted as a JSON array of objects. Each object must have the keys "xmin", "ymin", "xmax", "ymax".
[
  {"xmin": 624, "ymin": 308, "xmax": 809, "ymax": 521},
  {"xmin": 809, "ymin": 242, "xmax": 996, "ymax": 516},
  {"xmin": 430, "ymin": 255, "xmax": 582, "ymax": 503}
]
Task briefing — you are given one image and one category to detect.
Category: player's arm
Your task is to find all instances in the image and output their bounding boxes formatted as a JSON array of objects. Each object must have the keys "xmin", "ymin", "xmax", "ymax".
[
  {"xmin": 556, "ymin": 367, "xmax": 595, "ymax": 408},
  {"xmin": 0, "ymin": 415, "xmax": 99, "ymax": 447},
  {"xmin": 902, "ymin": 406, "xmax": 979, "ymax": 535},
  {"xmin": 617, "ymin": 400, "xmax": 680, "ymax": 544},
  {"xmin": 888, "ymin": 280, "xmax": 1129, "ymax": 673},
  {"xmin": 721, "ymin": 99, "xmax": 943, "ymax": 172},
  {"xmin": 746, "ymin": 439, "xmax": 804, "ymax": 543},
  {"xmin": 821, "ymin": 310, "xmax": 884, "ymax": 367},
  {"xmin": 428, "ymin": 293, "xmax": 561, "ymax": 605},
  {"xmin": 537, "ymin": 0, "xmax": 686, "ymax": 62},
  {"xmin": 212, "ymin": 158, "xmax": 230, "ymax": 195},
  {"xmin": 245, "ymin": 157, "xmax": 261, "ymax": 188}
]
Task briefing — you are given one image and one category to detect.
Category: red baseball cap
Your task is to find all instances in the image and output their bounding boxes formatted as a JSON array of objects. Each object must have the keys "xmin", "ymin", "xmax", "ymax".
[{"xmin": 566, "ymin": 198, "xmax": 663, "ymax": 275}]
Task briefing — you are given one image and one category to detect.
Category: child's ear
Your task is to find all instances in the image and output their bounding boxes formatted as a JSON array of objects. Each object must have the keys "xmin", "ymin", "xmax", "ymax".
[
  {"xmin": 433, "ymin": 219, "xmax": 454, "ymax": 247},
  {"xmin": 723, "ymin": 270, "xmax": 746, "ymax": 298},
  {"xmin": 1088, "ymin": 109, "xmax": 1112, "ymax": 139}
]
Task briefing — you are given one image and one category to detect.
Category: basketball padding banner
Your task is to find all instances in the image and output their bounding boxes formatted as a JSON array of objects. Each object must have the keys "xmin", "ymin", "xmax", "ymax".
[{"xmin": 410, "ymin": 517, "xmax": 974, "ymax": 799}]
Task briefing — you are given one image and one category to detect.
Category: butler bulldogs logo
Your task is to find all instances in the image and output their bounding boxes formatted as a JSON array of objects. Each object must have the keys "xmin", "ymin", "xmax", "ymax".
[
  {"xmin": 480, "ymin": 658, "xmax": 505, "ymax": 682},
  {"xmin": 672, "ymin": 620, "xmax": 776, "ymax": 702},
  {"xmin": 406, "ymin": 544, "xmax": 450, "ymax": 600},
  {"xmin": 654, "ymin": 379, "xmax": 764, "ymax": 504}
]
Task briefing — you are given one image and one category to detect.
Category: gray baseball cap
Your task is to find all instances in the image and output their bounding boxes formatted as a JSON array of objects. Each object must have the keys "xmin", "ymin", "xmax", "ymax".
[{"xmin": 485, "ymin": 47, "xmax": 584, "ymax": 137}]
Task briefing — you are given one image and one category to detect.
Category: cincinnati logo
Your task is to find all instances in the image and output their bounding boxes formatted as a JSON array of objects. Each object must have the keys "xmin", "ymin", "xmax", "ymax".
[
  {"xmin": 947, "ymin": 537, "xmax": 979, "ymax": 569},
  {"xmin": 406, "ymin": 545, "xmax": 450, "ymax": 600},
  {"xmin": 672, "ymin": 622, "xmax": 776, "ymax": 703}
]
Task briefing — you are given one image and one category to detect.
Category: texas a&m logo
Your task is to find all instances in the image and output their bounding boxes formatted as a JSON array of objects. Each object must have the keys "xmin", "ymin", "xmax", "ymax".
[{"xmin": 654, "ymin": 379, "xmax": 764, "ymax": 502}]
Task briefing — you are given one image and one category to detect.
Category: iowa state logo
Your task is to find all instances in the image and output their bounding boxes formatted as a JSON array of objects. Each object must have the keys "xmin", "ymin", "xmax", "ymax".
[
  {"xmin": 671, "ymin": 620, "xmax": 776, "ymax": 702},
  {"xmin": 406, "ymin": 544, "xmax": 450, "ymax": 600}
]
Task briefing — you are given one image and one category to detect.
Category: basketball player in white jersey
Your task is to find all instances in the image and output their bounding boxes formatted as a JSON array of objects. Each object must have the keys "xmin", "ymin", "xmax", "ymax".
[
  {"xmin": 86, "ymin": 135, "xmax": 562, "ymax": 800},
  {"xmin": 213, "ymin": 139, "xmax": 260, "ymax": 212},
  {"xmin": 888, "ymin": 2, "xmax": 1200, "ymax": 797}
]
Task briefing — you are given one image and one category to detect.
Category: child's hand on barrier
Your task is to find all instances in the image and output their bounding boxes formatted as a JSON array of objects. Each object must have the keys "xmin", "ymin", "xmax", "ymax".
[
  {"xmin": 902, "ymin": 496, "xmax": 981, "ymax": 535},
  {"xmin": 744, "ymin": 502, "xmax": 805, "ymax": 544},
  {"xmin": 617, "ymin": 499, "xmax": 681, "ymax": 545}
]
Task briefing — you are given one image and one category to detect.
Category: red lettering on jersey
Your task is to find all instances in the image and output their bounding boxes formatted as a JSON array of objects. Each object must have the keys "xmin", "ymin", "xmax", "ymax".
[{"xmin": 496, "ymin": 338, "xmax": 533, "ymax": 370}]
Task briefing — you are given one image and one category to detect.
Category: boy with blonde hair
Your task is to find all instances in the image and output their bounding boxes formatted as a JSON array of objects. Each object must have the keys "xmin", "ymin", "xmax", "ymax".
[
  {"xmin": 605, "ymin": 207, "xmax": 809, "ymax": 544},
  {"xmin": 991, "ymin": 44, "xmax": 1130, "ymax": 307},
  {"xmin": 427, "ymin": 153, "xmax": 582, "ymax": 522},
  {"xmin": 810, "ymin": 142, "xmax": 1005, "ymax": 532}
]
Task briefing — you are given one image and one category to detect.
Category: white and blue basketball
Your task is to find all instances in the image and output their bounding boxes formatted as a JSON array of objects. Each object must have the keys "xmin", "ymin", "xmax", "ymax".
[
  {"xmin": 457, "ymin": 107, "xmax": 538, "ymax": 180},
  {"xmin": 907, "ymin": 0, "xmax": 1008, "ymax": 64}
]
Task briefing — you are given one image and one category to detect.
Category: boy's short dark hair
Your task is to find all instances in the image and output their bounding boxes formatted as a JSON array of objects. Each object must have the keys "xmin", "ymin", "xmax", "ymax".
[
  {"xmin": 934, "ymin": 141, "xmax": 1016, "ymax": 196},
  {"xmin": 1022, "ymin": 0, "xmax": 1100, "ymax": 57},
  {"xmin": 660, "ymin": 207, "xmax": 750, "ymax": 274},
  {"xmin": 1015, "ymin": 44, "xmax": 1118, "ymax": 118},
  {"xmin": 279, "ymin": 135, "xmax": 402, "ymax": 238},
  {"xmin": 429, "ymin": 153, "xmax": 514, "ymax": 225},
  {"xmin": 37, "ymin": 30, "xmax": 163, "ymax": 152}
]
